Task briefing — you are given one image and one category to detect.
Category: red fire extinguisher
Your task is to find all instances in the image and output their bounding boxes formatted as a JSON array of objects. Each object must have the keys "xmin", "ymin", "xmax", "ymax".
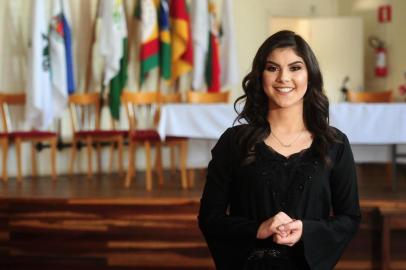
[{"xmin": 369, "ymin": 36, "xmax": 387, "ymax": 77}]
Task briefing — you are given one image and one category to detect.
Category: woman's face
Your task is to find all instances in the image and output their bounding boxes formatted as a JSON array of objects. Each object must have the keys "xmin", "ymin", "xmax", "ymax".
[{"xmin": 262, "ymin": 47, "xmax": 308, "ymax": 109}]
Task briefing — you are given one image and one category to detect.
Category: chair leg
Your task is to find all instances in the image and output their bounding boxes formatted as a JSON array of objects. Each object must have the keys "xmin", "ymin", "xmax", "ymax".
[
  {"xmin": 188, "ymin": 169, "xmax": 195, "ymax": 188},
  {"xmin": 96, "ymin": 142, "xmax": 102, "ymax": 174},
  {"xmin": 170, "ymin": 144, "xmax": 176, "ymax": 176},
  {"xmin": 118, "ymin": 137, "xmax": 124, "ymax": 174},
  {"xmin": 69, "ymin": 138, "xmax": 77, "ymax": 175},
  {"xmin": 385, "ymin": 162, "xmax": 392, "ymax": 186},
  {"xmin": 15, "ymin": 138, "xmax": 22, "ymax": 182},
  {"xmin": 179, "ymin": 140, "xmax": 188, "ymax": 190},
  {"xmin": 86, "ymin": 137, "xmax": 93, "ymax": 178},
  {"xmin": 108, "ymin": 141, "xmax": 114, "ymax": 174},
  {"xmin": 50, "ymin": 138, "xmax": 57, "ymax": 180},
  {"xmin": 125, "ymin": 142, "xmax": 135, "ymax": 188},
  {"xmin": 155, "ymin": 142, "xmax": 164, "ymax": 187},
  {"xmin": 145, "ymin": 141, "xmax": 152, "ymax": 191},
  {"xmin": 1, "ymin": 139, "xmax": 8, "ymax": 182},
  {"xmin": 31, "ymin": 142, "xmax": 37, "ymax": 178}
]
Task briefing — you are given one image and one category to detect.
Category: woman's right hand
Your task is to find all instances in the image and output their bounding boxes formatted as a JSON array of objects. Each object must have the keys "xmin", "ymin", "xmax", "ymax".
[{"xmin": 256, "ymin": 212, "xmax": 293, "ymax": 239}]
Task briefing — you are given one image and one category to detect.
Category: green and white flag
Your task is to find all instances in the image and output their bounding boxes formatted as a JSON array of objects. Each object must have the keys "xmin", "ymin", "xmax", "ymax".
[
  {"xmin": 26, "ymin": 0, "xmax": 53, "ymax": 130},
  {"xmin": 99, "ymin": 0, "xmax": 128, "ymax": 120}
]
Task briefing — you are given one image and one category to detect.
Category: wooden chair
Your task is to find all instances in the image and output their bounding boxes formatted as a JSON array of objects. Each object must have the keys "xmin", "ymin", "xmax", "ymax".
[
  {"xmin": 159, "ymin": 92, "xmax": 188, "ymax": 190},
  {"xmin": 0, "ymin": 93, "xmax": 57, "ymax": 182},
  {"xmin": 0, "ymin": 135, "xmax": 8, "ymax": 181},
  {"xmin": 346, "ymin": 90, "xmax": 392, "ymax": 103},
  {"xmin": 187, "ymin": 91, "xmax": 230, "ymax": 104},
  {"xmin": 68, "ymin": 92, "xmax": 126, "ymax": 178},
  {"xmin": 186, "ymin": 91, "xmax": 230, "ymax": 186},
  {"xmin": 121, "ymin": 91, "xmax": 164, "ymax": 190}
]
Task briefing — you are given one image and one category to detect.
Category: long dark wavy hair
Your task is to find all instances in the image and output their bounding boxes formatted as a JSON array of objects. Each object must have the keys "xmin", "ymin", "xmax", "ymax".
[{"xmin": 234, "ymin": 30, "xmax": 337, "ymax": 165}]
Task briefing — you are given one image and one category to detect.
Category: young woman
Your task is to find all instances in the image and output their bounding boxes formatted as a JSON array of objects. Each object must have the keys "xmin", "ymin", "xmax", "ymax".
[{"xmin": 198, "ymin": 30, "xmax": 361, "ymax": 270}]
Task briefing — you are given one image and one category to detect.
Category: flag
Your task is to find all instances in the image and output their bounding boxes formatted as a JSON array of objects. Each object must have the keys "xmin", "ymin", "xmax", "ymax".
[
  {"xmin": 191, "ymin": 0, "xmax": 209, "ymax": 90},
  {"xmin": 99, "ymin": 0, "xmax": 128, "ymax": 120},
  {"xmin": 26, "ymin": 0, "xmax": 53, "ymax": 130},
  {"xmin": 220, "ymin": 0, "xmax": 239, "ymax": 87},
  {"xmin": 138, "ymin": 0, "xmax": 160, "ymax": 85},
  {"xmin": 170, "ymin": 0, "xmax": 193, "ymax": 82},
  {"xmin": 88, "ymin": 3, "xmax": 104, "ymax": 92},
  {"xmin": 205, "ymin": 2, "xmax": 220, "ymax": 92},
  {"xmin": 159, "ymin": 0, "xmax": 171, "ymax": 80},
  {"xmin": 62, "ymin": 3, "xmax": 75, "ymax": 95},
  {"xmin": 49, "ymin": 0, "xmax": 75, "ymax": 119}
]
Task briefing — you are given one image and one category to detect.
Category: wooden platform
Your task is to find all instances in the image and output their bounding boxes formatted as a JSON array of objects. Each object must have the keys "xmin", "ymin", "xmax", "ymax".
[{"xmin": 0, "ymin": 165, "xmax": 405, "ymax": 270}]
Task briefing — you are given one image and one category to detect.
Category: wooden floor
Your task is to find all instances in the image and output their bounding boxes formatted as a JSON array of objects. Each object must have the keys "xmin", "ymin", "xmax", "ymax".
[{"xmin": 0, "ymin": 164, "xmax": 406, "ymax": 270}]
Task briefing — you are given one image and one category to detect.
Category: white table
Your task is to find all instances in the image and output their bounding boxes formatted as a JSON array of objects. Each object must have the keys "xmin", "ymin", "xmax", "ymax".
[{"xmin": 158, "ymin": 103, "xmax": 406, "ymax": 189}]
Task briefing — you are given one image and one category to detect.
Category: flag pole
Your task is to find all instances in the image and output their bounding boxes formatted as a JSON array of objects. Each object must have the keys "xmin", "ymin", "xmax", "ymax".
[
  {"xmin": 124, "ymin": 0, "xmax": 136, "ymax": 62},
  {"xmin": 84, "ymin": 0, "xmax": 100, "ymax": 93}
]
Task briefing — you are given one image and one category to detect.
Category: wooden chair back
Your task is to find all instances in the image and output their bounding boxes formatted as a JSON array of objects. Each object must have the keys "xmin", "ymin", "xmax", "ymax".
[
  {"xmin": 160, "ymin": 92, "xmax": 182, "ymax": 103},
  {"xmin": 0, "ymin": 92, "xmax": 57, "ymax": 181},
  {"xmin": 0, "ymin": 93, "xmax": 26, "ymax": 132},
  {"xmin": 187, "ymin": 91, "xmax": 229, "ymax": 104},
  {"xmin": 68, "ymin": 93, "xmax": 101, "ymax": 133},
  {"xmin": 347, "ymin": 90, "xmax": 392, "ymax": 103},
  {"xmin": 121, "ymin": 91, "xmax": 161, "ymax": 131}
]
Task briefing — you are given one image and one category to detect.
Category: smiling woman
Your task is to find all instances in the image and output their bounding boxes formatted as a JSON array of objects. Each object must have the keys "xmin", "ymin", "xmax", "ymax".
[
  {"xmin": 262, "ymin": 48, "xmax": 308, "ymax": 110},
  {"xmin": 198, "ymin": 30, "xmax": 361, "ymax": 270}
]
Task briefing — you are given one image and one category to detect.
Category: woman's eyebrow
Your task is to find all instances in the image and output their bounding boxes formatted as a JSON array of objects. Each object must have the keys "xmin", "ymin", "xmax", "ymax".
[
  {"xmin": 288, "ymin": 61, "xmax": 305, "ymax": 66},
  {"xmin": 265, "ymin": 60, "xmax": 305, "ymax": 66}
]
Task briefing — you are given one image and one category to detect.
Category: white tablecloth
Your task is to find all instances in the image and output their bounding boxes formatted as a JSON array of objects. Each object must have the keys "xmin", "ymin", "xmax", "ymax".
[{"xmin": 158, "ymin": 103, "xmax": 406, "ymax": 167}]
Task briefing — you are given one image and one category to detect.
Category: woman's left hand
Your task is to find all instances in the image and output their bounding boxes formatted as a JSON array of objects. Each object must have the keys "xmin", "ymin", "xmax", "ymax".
[{"xmin": 273, "ymin": 220, "xmax": 303, "ymax": 246}]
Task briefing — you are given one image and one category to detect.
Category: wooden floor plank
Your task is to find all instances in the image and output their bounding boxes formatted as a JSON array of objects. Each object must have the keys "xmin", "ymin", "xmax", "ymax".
[{"xmin": 0, "ymin": 165, "xmax": 405, "ymax": 270}]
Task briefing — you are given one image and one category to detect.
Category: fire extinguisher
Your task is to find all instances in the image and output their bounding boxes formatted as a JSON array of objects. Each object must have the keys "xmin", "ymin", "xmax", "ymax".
[{"xmin": 369, "ymin": 36, "xmax": 387, "ymax": 77}]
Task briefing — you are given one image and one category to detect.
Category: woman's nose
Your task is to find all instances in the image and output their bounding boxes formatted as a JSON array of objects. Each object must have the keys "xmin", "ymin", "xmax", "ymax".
[{"xmin": 277, "ymin": 70, "xmax": 291, "ymax": 83}]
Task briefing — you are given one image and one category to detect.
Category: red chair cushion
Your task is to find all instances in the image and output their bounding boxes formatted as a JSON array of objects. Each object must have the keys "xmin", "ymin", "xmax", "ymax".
[
  {"xmin": 9, "ymin": 131, "xmax": 57, "ymax": 139},
  {"xmin": 130, "ymin": 129, "xmax": 161, "ymax": 141},
  {"xmin": 0, "ymin": 133, "xmax": 8, "ymax": 138},
  {"xmin": 76, "ymin": 130, "xmax": 128, "ymax": 137}
]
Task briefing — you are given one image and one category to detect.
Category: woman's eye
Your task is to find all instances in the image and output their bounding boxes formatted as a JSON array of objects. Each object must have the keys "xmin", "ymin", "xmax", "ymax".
[
  {"xmin": 265, "ymin": 66, "xmax": 278, "ymax": 72},
  {"xmin": 290, "ymin": 65, "xmax": 302, "ymax": 71}
]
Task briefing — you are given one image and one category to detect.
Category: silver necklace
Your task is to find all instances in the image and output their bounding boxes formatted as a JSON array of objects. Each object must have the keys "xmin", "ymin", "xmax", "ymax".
[{"xmin": 271, "ymin": 130, "xmax": 304, "ymax": 148}]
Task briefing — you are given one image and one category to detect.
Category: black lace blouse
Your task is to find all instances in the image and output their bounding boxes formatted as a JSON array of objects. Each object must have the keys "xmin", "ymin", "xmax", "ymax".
[{"xmin": 198, "ymin": 125, "xmax": 361, "ymax": 270}]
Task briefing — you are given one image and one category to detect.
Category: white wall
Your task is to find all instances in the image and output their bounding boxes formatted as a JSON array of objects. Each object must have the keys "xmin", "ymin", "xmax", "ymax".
[
  {"xmin": 269, "ymin": 17, "xmax": 364, "ymax": 103},
  {"xmin": 0, "ymin": 0, "xmax": 359, "ymax": 177},
  {"xmin": 337, "ymin": 0, "xmax": 406, "ymax": 100}
]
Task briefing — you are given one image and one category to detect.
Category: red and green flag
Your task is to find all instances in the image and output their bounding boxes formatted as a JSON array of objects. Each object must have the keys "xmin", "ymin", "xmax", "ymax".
[
  {"xmin": 159, "ymin": 0, "xmax": 171, "ymax": 80},
  {"xmin": 138, "ymin": 0, "xmax": 160, "ymax": 85},
  {"xmin": 205, "ymin": 2, "xmax": 220, "ymax": 92},
  {"xmin": 170, "ymin": 0, "xmax": 193, "ymax": 82}
]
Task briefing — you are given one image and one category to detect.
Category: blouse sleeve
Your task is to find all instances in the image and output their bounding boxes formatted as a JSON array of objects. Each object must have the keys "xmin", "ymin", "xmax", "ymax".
[
  {"xmin": 301, "ymin": 133, "xmax": 361, "ymax": 270},
  {"xmin": 198, "ymin": 127, "xmax": 261, "ymax": 239}
]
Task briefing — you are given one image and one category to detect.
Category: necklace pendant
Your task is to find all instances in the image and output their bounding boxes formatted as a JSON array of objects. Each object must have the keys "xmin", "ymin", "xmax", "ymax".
[{"xmin": 271, "ymin": 130, "xmax": 304, "ymax": 148}]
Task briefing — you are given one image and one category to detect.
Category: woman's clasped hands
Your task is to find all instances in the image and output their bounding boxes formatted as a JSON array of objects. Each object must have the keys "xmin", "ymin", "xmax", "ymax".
[{"xmin": 256, "ymin": 212, "xmax": 303, "ymax": 247}]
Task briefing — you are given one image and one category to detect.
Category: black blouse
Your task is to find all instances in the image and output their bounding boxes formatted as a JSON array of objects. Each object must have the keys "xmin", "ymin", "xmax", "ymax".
[{"xmin": 198, "ymin": 125, "xmax": 361, "ymax": 270}]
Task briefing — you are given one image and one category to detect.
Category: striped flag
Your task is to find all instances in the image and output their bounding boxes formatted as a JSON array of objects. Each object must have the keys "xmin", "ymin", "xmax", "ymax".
[
  {"xmin": 205, "ymin": 2, "xmax": 220, "ymax": 92},
  {"xmin": 170, "ymin": 0, "xmax": 193, "ymax": 82},
  {"xmin": 139, "ymin": 0, "xmax": 159, "ymax": 85},
  {"xmin": 49, "ymin": 0, "xmax": 75, "ymax": 119},
  {"xmin": 220, "ymin": 0, "xmax": 239, "ymax": 87},
  {"xmin": 62, "ymin": 4, "xmax": 75, "ymax": 95},
  {"xmin": 99, "ymin": 0, "xmax": 128, "ymax": 120},
  {"xmin": 191, "ymin": 0, "xmax": 209, "ymax": 90},
  {"xmin": 159, "ymin": 0, "xmax": 171, "ymax": 80},
  {"xmin": 26, "ymin": 0, "xmax": 53, "ymax": 129}
]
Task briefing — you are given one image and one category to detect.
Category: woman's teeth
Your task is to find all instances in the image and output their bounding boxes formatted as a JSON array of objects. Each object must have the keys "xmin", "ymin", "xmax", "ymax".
[{"xmin": 276, "ymin": 87, "xmax": 293, "ymax": 93}]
